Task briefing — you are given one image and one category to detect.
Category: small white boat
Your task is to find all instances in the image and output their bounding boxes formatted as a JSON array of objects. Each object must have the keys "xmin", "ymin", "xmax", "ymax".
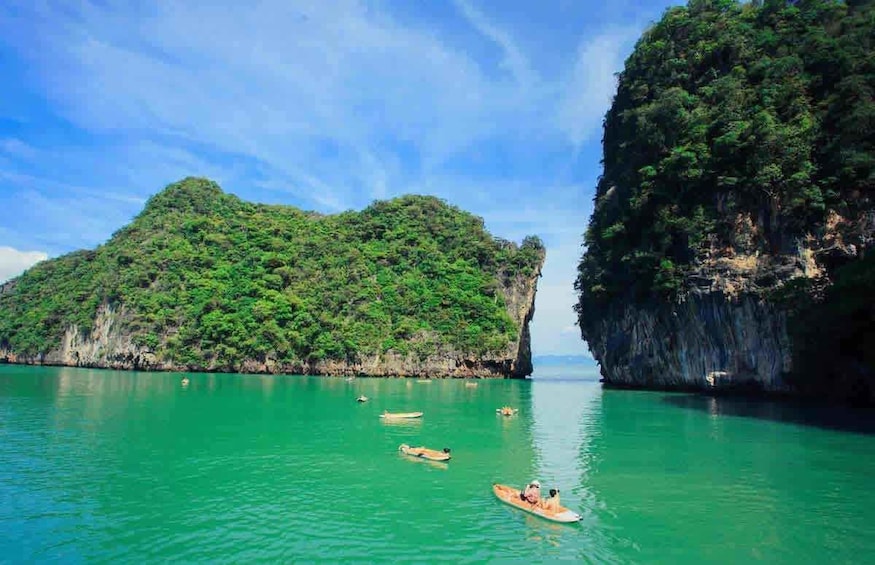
[{"xmin": 380, "ymin": 411, "xmax": 424, "ymax": 419}]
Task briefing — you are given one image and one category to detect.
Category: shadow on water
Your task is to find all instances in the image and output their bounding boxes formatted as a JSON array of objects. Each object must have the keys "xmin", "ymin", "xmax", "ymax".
[{"xmin": 663, "ymin": 393, "xmax": 875, "ymax": 435}]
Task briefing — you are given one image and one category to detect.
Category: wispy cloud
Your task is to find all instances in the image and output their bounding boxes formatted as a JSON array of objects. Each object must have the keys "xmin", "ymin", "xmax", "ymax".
[
  {"xmin": 0, "ymin": 169, "xmax": 144, "ymax": 251},
  {"xmin": 0, "ymin": 246, "xmax": 48, "ymax": 283},
  {"xmin": 452, "ymin": 0, "xmax": 535, "ymax": 87},
  {"xmin": 6, "ymin": 0, "xmax": 625, "ymax": 208},
  {"xmin": 558, "ymin": 27, "xmax": 640, "ymax": 148},
  {"xmin": 0, "ymin": 138, "xmax": 37, "ymax": 160},
  {"xmin": 14, "ymin": 1, "xmax": 498, "ymax": 208}
]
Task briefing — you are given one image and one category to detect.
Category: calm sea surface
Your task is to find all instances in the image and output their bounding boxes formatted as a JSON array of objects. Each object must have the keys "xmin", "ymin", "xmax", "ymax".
[{"xmin": 2, "ymin": 364, "xmax": 874, "ymax": 563}]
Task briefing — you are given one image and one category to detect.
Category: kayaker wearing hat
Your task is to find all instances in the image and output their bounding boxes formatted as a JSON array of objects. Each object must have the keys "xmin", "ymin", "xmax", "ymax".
[{"xmin": 521, "ymin": 480, "xmax": 541, "ymax": 505}]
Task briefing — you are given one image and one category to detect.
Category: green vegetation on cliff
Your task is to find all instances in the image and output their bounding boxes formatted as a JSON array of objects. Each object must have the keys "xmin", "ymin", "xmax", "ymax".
[
  {"xmin": 575, "ymin": 0, "xmax": 873, "ymax": 398},
  {"xmin": 0, "ymin": 178, "xmax": 544, "ymax": 368},
  {"xmin": 576, "ymin": 0, "xmax": 872, "ymax": 312}
]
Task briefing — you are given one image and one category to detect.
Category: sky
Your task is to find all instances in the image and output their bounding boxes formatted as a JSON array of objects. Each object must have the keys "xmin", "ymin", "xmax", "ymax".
[{"xmin": 0, "ymin": 0, "xmax": 679, "ymax": 356}]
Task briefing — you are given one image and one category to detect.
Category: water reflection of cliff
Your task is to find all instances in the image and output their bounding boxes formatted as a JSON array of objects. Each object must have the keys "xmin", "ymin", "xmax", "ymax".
[
  {"xmin": 531, "ymin": 377, "xmax": 602, "ymax": 491},
  {"xmin": 530, "ymin": 376, "xmax": 608, "ymax": 559}
]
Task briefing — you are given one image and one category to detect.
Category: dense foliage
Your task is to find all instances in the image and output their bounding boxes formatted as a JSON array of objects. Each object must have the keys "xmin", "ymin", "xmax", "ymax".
[
  {"xmin": 576, "ymin": 0, "xmax": 873, "ymax": 312},
  {"xmin": 0, "ymin": 178, "xmax": 544, "ymax": 367}
]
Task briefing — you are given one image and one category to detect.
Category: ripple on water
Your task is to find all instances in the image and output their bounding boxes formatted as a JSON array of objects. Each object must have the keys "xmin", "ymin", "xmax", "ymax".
[{"xmin": 3, "ymin": 368, "xmax": 875, "ymax": 563}]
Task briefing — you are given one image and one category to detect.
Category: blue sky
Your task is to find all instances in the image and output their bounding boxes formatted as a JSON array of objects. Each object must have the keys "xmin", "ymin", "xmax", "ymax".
[{"xmin": 0, "ymin": 0, "xmax": 678, "ymax": 356}]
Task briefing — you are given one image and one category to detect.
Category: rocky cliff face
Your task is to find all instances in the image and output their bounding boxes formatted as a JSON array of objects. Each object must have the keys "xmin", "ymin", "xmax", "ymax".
[
  {"xmin": 0, "ymin": 304, "xmax": 170, "ymax": 371},
  {"xmin": 573, "ymin": 0, "xmax": 874, "ymax": 400},
  {"xmin": 587, "ymin": 291, "xmax": 792, "ymax": 392},
  {"xmin": 584, "ymin": 210, "xmax": 873, "ymax": 393},
  {"xmin": 0, "ymin": 262, "xmax": 543, "ymax": 378}
]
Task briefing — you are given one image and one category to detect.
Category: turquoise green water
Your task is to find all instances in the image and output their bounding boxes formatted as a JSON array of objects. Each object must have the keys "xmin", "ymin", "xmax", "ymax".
[{"xmin": 2, "ymin": 365, "xmax": 875, "ymax": 563}]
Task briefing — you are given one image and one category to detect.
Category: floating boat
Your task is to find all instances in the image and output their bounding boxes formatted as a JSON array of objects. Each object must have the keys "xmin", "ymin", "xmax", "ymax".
[
  {"xmin": 465, "ymin": 381, "xmax": 478, "ymax": 388},
  {"xmin": 492, "ymin": 484, "xmax": 582, "ymax": 523},
  {"xmin": 356, "ymin": 395, "xmax": 369, "ymax": 402},
  {"xmin": 496, "ymin": 406, "xmax": 518, "ymax": 416},
  {"xmin": 380, "ymin": 411, "xmax": 424, "ymax": 419},
  {"xmin": 399, "ymin": 444, "xmax": 451, "ymax": 461},
  {"xmin": 380, "ymin": 417, "xmax": 422, "ymax": 427}
]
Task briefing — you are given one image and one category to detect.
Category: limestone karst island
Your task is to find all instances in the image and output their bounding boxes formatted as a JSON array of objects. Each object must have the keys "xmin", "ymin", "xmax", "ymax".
[
  {"xmin": 575, "ymin": 0, "xmax": 873, "ymax": 404},
  {"xmin": 0, "ymin": 179, "xmax": 545, "ymax": 378}
]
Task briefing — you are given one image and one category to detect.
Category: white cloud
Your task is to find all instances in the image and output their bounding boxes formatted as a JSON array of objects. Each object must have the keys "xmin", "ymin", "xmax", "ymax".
[
  {"xmin": 0, "ymin": 171, "xmax": 144, "ymax": 252},
  {"xmin": 0, "ymin": 138, "xmax": 37, "ymax": 161},
  {"xmin": 18, "ymin": 0, "xmax": 505, "ymax": 210},
  {"xmin": 558, "ymin": 28, "xmax": 639, "ymax": 147},
  {"xmin": 452, "ymin": 0, "xmax": 535, "ymax": 87},
  {"xmin": 0, "ymin": 247, "xmax": 48, "ymax": 283},
  {"xmin": 9, "ymin": 0, "xmax": 624, "ymax": 211}
]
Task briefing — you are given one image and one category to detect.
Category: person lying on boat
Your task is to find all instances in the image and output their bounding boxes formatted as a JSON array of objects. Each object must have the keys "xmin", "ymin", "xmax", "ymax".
[
  {"xmin": 521, "ymin": 480, "xmax": 541, "ymax": 505},
  {"xmin": 404, "ymin": 446, "xmax": 450, "ymax": 457},
  {"xmin": 541, "ymin": 488, "xmax": 560, "ymax": 512}
]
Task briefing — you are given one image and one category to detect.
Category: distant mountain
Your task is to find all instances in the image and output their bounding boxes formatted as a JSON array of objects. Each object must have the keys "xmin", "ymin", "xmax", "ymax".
[{"xmin": 533, "ymin": 354, "xmax": 598, "ymax": 367}]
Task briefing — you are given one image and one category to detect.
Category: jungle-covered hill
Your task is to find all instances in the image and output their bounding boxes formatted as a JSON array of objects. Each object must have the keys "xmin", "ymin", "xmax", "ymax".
[
  {"xmin": 0, "ymin": 178, "xmax": 545, "ymax": 374},
  {"xmin": 575, "ymin": 0, "xmax": 873, "ymax": 399}
]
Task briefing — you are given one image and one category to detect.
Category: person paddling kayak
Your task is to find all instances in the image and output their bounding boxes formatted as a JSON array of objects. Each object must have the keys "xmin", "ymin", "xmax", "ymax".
[{"xmin": 542, "ymin": 489, "xmax": 561, "ymax": 512}]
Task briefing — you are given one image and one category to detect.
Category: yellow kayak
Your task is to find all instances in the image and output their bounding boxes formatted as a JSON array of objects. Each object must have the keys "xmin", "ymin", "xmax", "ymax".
[
  {"xmin": 399, "ymin": 444, "xmax": 451, "ymax": 461},
  {"xmin": 492, "ymin": 484, "xmax": 581, "ymax": 523},
  {"xmin": 380, "ymin": 411, "xmax": 423, "ymax": 419}
]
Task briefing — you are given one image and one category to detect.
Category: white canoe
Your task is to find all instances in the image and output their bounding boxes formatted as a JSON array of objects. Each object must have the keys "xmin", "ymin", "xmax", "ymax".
[{"xmin": 380, "ymin": 411, "xmax": 424, "ymax": 419}]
